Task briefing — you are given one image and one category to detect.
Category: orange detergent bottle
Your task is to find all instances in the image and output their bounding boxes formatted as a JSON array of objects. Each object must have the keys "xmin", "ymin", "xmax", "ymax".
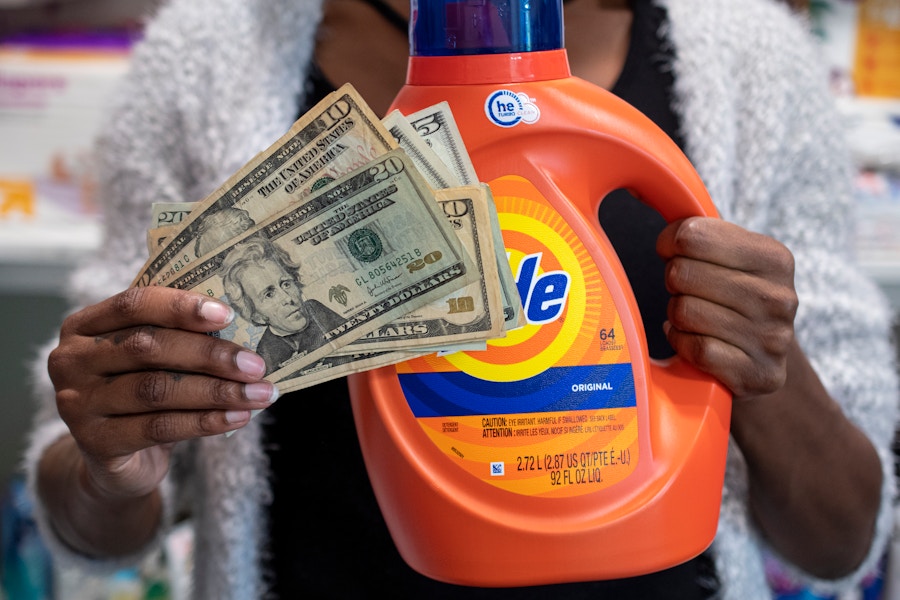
[{"xmin": 348, "ymin": 0, "xmax": 732, "ymax": 586}]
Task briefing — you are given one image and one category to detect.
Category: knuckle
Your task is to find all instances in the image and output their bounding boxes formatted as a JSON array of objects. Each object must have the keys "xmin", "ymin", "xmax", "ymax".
[
  {"xmin": 761, "ymin": 326, "xmax": 794, "ymax": 357},
  {"xmin": 723, "ymin": 364, "xmax": 758, "ymax": 399},
  {"xmin": 764, "ymin": 369, "xmax": 787, "ymax": 394},
  {"xmin": 58, "ymin": 312, "xmax": 82, "ymax": 338},
  {"xmin": 687, "ymin": 338, "xmax": 716, "ymax": 372},
  {"xmin": 673, "ymin": 332, "xmax": 715, "ymax": 374},
  {"xmin": 665, "ymin": 259, "xmax": 689, "ymax": 293},
  {"xmin": 726, "ymin": 379, "xmax": 749, "ymax": 398},
  {"xmin": 667, "ymin": 296, "xmax": 692, "ymax": 330},
  {"xmin": 143, "ymin": 412, "xmax": 180, "ymax": 443},
  {"xmin": 121, "ymin": 326, "xmax": 160, "ymax": 357},
  {"xmin": 208, "ymin": 378, "xmax": 240, "ymax": 406},
  {"xmin": 760, "ymin": 240, "xmax": 796, "ymax": 285},
  {"xmin": 131, "ymin": 371, "xmax": 171, "ymax": 407},
  {"xmin": 59, "ymin": 302, "xmax": 97, "ymax": 338},
  {"xmin": 779, "ymin": 289, "xmax": 799, "ymax": 319},
  {"xmin": 196, "ymin": 411, "xmax": 224, "ymax": 436},
  {"xmin": 200, "ymin": 336, "xmax": 224, "ymax": 362},
  {"xmin": 672, "ymin": 217, "xmax": 705, "ymax": 253},
  {"xmin": 758, "ymin": 286, "xmax": 798, "ymax": 320},
  {"xmin": 670, "ymin": 221, "xmax": 692, "ymax": 253},
  {"xmin": 663, "ymin": 261, "xmax": 678, "ymax": 293},
  {"xmin": 172, "ymin": 289, "xmax": 202, "ymax": 318},
  {"xmin": 112, "ymin": 287, "xmax": 150, "ymax": 320},
  {"xmin": 733, "ymin": 359, "xmax": 787, "ymax": 399},
  {"xmin": 751, "ymin": 364, "xmax": 786, "ymax": 397},
  {"xmin": 54, "ymin": 388, "xmax": 82, "ymax": 421},
  {"xmin": 202, "ymin": 337, "xmax": 236, "ymax": 371},
  {"xmin": 773, "ymin": 243, "xmax": 795, "ymax": 275},
  {"xmin": 47, "ymin": 345, "xmax": 75, "ymax": 383},
  {"xmin": 143, "ymin": 408, "xmax": 222, "ymax": 441}
]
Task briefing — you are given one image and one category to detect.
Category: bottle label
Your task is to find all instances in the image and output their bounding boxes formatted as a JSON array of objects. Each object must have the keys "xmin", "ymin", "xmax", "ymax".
[{"xmin": 397, "ymin": 175, "xmax": 639, "ymax": 497}]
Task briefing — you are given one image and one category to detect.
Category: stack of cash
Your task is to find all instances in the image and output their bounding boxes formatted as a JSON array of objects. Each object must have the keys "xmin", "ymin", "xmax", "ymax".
[{"xmin": 132, "ymin": 84, "xmax": 524, "ymax": 393}]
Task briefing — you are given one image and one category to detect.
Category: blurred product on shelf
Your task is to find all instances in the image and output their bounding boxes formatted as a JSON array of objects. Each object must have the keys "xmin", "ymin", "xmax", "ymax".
[
  {"xmin": 852, "ymin": 0, "xmax": 900, "ymax": 99},
  {"xmin": 812, "ymin": 0, "xmax": 900, "ymax": 298},
  {"xmin": 1, "ymin": 477, "xmax": 53, "ymax": 600},
  {"xmin": 0, "ymin": 30, "xmax": 135, "ymax": 225},
  {"xmin": 765, "ymin": 551, "xmax": 886, "ymax": 600},
  {"xmin": 2, "ymin": 474, "xmax": 191, "ymax": 599},
  {"xmin": 812, "ymin": 0, "xmax": 900, "ymax": 100},
  {"xmin": 50, "ymin": 519, "xmax": 189, "ymax": 600},
  {"xmin": 855, "ymin": 169, "xmax": 900, "ymax": 265},
  {"xmin": 837, "ymin": 96, "xmax": 900, "ymax": 172}
]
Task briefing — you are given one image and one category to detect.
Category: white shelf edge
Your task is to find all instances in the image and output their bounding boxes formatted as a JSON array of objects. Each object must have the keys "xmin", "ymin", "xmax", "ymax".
[{"xmin": 0, "ymin": 220, "xmax": 99, "ymax": 294}]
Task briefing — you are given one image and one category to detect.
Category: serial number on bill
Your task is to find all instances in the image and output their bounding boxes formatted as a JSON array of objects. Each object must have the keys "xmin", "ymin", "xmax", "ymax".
[{"xmin": 355, "ymin": 249, "xmax": 422, "ymax": 285}]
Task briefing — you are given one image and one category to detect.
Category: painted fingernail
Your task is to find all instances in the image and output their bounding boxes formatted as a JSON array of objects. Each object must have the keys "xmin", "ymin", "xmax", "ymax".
[
  {"xmin": 200, "ymin": 300, "xmax": 234, "ymax": 325},
  {"xmin": 235, "ymin": 351, "xmax": 266, "ymax": 378},
  {"xmin": 225, "ymin": 410, "xmax": 250, "ymax": 424},
  {"xmin": 245, "ymin": 382, "xmax": 279, "ymax": 404}
]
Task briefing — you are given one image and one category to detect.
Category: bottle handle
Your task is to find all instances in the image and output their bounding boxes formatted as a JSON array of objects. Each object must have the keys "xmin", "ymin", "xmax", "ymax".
[{"xmin": 503, "ymin": 118, "xmax": 730, "ymax": 404}]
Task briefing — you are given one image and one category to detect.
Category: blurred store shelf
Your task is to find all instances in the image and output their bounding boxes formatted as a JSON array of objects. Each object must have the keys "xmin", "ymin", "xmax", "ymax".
[
  {"xmin": 0, "ymin": 0, "xmax": 160, "ymax": 39},
  {"xmin": 0, "ymin": 220, "xmax": 99, "ymax": 294}
]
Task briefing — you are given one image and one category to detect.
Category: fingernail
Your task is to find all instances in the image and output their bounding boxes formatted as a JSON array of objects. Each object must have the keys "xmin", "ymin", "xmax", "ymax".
[
  {"xmin": 663, "ymin": 320, "xmax": 672, "ymax": 336},
  {"xmin": 245, "ymin": 382, "xmax": 279, "ymax": 404},
  {"xmin": 235, "ymin": 351, "xmax": 266, "ymax": 378},
  {"xmin": 200, "ymin": 300, "xmax": 234, "ymax": 325},
  {"xmin": 225, "ymin": 410, "xmax": 250, "ymax": 424}
]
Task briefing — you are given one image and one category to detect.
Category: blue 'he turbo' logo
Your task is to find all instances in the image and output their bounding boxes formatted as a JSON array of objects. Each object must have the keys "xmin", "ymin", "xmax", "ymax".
[{"xmin": 484, "ymin": 90, "xmax": 540, "ymax": 128}]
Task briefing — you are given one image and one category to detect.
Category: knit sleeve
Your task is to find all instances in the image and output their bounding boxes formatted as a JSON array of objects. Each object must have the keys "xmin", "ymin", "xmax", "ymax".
[
  {"xmin": 21, "ymin": 0, "xmax": 213, "ymax": 572},
  {"xmin": 763, "ymin": 28, "xmax": 900, "ymax": 596},
  {"xmin": 23, "ymin": 0, "xmax": 321, "ymax": 575},
  {"xmin": 729, "ymin": 5, "xmax": 899, "ymax": 597},
  {"xmin": 662, "ymin": 0, "xmax": 899, "ymax": 596}
]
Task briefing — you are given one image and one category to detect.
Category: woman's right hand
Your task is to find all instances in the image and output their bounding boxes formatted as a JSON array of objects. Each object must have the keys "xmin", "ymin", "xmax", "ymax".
[{"xmin": 47, "ymin": 286, "xmax": 278, "ymax": 503}]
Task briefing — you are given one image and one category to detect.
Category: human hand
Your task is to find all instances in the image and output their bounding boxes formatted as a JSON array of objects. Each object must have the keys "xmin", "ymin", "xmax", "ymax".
[
  {"xmin": 656, "ymin": 217, "xmax": 798, "ymax": 400},
  {"xmin": 47, "ymin": 286, "xmax": 278, "ymax": 502}
]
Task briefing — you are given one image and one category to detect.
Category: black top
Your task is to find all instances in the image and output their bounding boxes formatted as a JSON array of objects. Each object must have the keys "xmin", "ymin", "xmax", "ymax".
[{"xmin": 261, "ymin": 1, "xmax": 717, "ymax": 597}]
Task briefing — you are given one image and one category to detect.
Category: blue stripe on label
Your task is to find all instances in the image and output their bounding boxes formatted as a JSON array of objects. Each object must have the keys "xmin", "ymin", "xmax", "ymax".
[{"xmin": 399, "ymin": 364, "xmax": 636, "ymax": 418}]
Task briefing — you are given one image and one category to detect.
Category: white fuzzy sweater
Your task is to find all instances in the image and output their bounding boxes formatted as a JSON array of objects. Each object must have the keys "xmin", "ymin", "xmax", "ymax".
[{"xmin": 24, "ymin": 0, "xmax": 900, "ymax": 598}]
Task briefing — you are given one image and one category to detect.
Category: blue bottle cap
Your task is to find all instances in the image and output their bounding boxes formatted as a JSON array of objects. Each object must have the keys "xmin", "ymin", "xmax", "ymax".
[{"xmin": 411, "ymin": 0, "xmax": 564, "ymax": 56}]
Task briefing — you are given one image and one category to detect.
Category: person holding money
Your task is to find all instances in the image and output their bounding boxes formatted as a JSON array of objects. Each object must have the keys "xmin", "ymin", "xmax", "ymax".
[
  {"xmin": 220, "ymin": 237, "xmax": 346, "ymax": 375},
  {"xmin": 24, "ymin": 0, "xmax": 899, "ymax": 599}
]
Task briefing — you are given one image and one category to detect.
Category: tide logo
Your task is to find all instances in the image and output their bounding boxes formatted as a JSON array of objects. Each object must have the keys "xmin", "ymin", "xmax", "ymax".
[
  {"xmin": 434, "ymin": 175, "xmax": 617, "ymax": 383},
  {"xmin": 396, "ymin": 175, "xmax": 631, "ymax": 426},
  {"xmin": 514, "ymin": 252, "xmax": 571, "ymax": 326}
]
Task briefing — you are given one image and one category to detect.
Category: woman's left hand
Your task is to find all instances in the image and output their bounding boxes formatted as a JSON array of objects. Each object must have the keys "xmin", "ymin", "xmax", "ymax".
[{"xmin": 656, "ymin": 217, "xmax": 799, "ymax": 400}]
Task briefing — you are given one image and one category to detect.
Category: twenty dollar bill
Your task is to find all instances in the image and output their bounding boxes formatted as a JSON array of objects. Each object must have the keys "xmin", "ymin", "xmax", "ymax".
[
  {"xmin": 133, "ymin": 83, "xmax": 397, "ymax": 288},
  {"xmin": 164, "ymin": 150, "xmax": 478, "ymax": 381}
]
